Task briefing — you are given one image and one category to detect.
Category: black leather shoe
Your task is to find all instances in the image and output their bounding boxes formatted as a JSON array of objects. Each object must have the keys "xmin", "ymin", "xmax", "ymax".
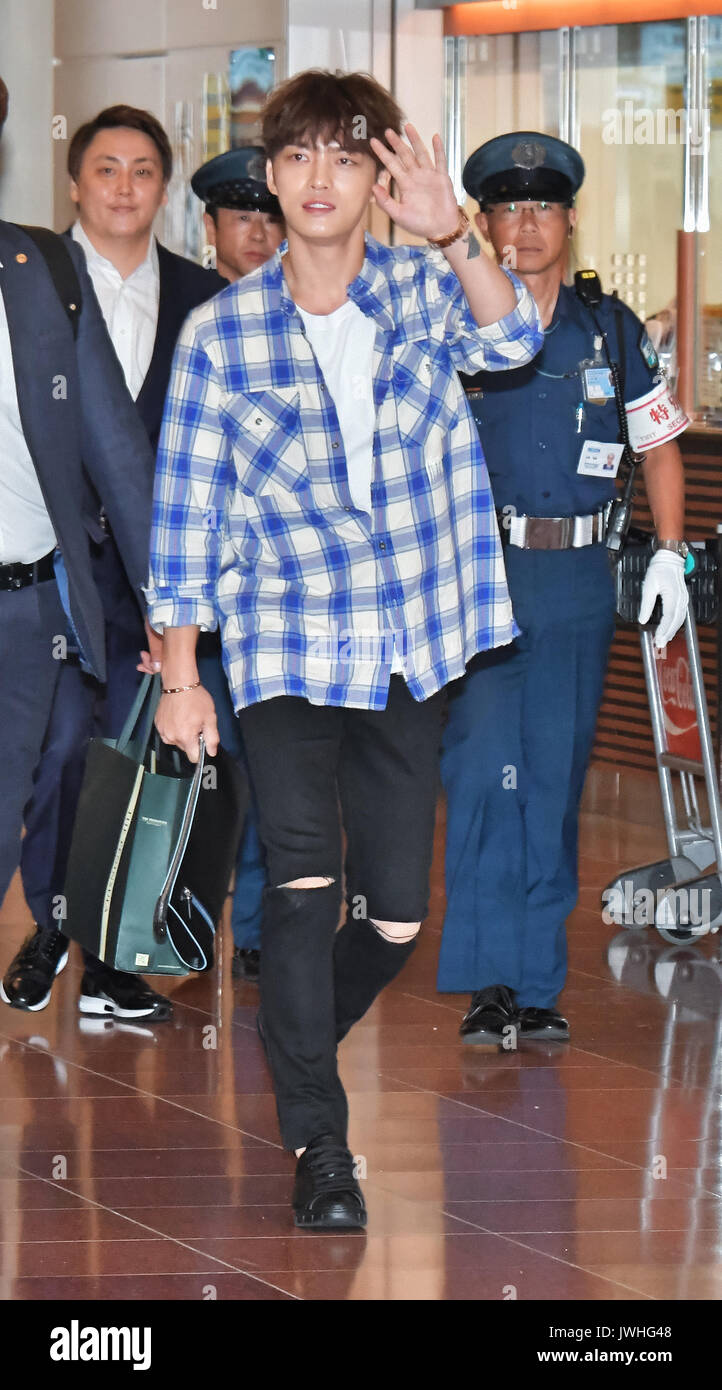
[
  {"xmin": 518, "ymin": 1007, "xmax": 569, "ymax": 1041},
  {"xmin": 78, "ymin": 966, "xmax": 172, "ymax": 1021},
  {"xmin": 232, "ymin": 947, "xmax": 260, "ymax": 982},
  {"xmin": 1, "ymin": 925, "xmax": 69, "ymax": 1012},
  {"xmin": 459, "ymin": 984, "xmax": 518, "ymax": 1044},
  {"xmin": 293, "ymin": 1134, "xmax": 367, "ymax": 1230}
]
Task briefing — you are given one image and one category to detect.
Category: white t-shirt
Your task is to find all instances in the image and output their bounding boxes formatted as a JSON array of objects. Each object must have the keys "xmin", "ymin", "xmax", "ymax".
[
  {"xmin": 297, "ymin": 298, "xmax": 375, "ymax": 512},
  {"xmin": 298, "ymin": 297, "xmax": 403, "ymax": 673}
]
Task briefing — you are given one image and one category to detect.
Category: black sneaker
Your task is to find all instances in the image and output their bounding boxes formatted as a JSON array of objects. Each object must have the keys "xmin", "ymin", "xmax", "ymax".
[
  {"xmin": 293, "ymin": 1134, "xmax": 367, "ymax": 1230},
  {"xmin": 459, "ymin": 984, "xmax": 518, "ymax": 1045},
  {"xmin": 1, "ymin": 925, "xmax": 69, "ymax": 1012},
  {"xmin": 518, "ymin": 1007, "xmax": 569, "ymax": 1041},
  {"xmin": 232, "ymin": 947, "xmax": 260, "ymax": 983},
  {"xmin": 78, "ymin": 965, "xmax": 172, "ymax": 1021}
]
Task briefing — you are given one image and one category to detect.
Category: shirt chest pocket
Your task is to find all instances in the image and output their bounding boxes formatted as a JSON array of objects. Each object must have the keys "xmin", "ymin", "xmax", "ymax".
[
  {"xmin": 393, "ymin": 340, "xmax": 458, "ymax": 447},
  {"xmin": 585, "ymin": 396, "xmax": 621, "ymax": 438},
  {"xmin": 222, "ymin": 387, "xmax": 309, "ymax": 497}
]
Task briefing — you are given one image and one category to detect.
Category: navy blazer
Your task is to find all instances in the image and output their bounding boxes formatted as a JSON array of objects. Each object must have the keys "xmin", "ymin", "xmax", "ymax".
[
  {"xmin": 0, "ymin": 220, "xmax": 155, "ymax": 682},
  {"xmin": 62, "ymin": 231, "xmax": 227, "ymax": 452}
]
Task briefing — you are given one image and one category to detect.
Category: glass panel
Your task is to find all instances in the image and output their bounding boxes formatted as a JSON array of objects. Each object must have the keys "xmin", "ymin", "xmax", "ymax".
[
  {"xmin": 573, "ymin": 21, "xmax": 686, "ymax": 351},
  {"xmin": 696, "ymin": 16, "xmax": 722, "ymax": 422},
  {"xmin": 446, "ymin": 31, "xmax": 561, "ymax": 207}
]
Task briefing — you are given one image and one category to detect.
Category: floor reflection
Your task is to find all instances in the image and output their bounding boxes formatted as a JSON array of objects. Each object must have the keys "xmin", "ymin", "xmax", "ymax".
[{"xmin": 0, "ymin": 765, "xmax": 721, "ymax": 1299}]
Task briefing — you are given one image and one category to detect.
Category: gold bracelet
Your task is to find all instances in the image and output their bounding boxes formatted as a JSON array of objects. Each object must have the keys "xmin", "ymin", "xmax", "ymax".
[
  {"xmin": 427, "ymin": 206, "xmax": 470, "ymax": 250},
  {"xmin": 161, "ymin": 680, "xmax": 200, "ymax": 695}
]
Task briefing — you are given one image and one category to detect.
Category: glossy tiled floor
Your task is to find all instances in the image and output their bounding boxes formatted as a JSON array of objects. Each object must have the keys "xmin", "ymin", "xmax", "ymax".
[{"xmin": 1, "ymin": 764, "xmax": 722, "ymax": 1301}]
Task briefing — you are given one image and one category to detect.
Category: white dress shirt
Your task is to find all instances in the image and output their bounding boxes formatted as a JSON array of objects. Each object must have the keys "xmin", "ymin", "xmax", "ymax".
[
  {"xmin": 72, "ymin": 221, "xmax": 159, "ymax": 399},
  {"xmin": 0, "ymin": 282, "xmax": 57, "ymax": 563}
]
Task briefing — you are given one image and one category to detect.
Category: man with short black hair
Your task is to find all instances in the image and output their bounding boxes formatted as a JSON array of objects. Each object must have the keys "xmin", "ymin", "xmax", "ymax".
[
  {"xmin": 146, "ymin": 69, "xmax": 542, "ymax": 1229},
  {"xmin": 0, "ymin": 83, "xmax": 159, "ymax": 1016},
  {"xmin": 439, "ymin": 132, "xmax": 688, "ymax": 1046},
  {"xmin": 11, "ymin": 105, "xmax": 225, "ymax": 1020},
  {"xmin": 193, "ymin": 146, "xmax": 284, "ymax": 283}
]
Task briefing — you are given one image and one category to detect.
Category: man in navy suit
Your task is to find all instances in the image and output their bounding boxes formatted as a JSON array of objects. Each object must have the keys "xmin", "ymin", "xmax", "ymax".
[
  {"xmin": 0, "ymin": 84, "xmax": 164, "ymax": 1016},
  {"xmin": 14, "ymin": 105, "xmax": 225, "ymax": 1019}
]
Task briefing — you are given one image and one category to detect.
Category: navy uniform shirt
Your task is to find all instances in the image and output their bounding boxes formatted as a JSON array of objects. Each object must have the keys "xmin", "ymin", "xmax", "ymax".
[{"xmin": 461, "ymin": 283, "xmax": 659, "ymax": 518}]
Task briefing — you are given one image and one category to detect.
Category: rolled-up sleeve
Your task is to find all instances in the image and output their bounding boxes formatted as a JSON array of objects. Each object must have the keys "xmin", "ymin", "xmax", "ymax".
[
  {"xmin": 424, "ymin": 254, "xmax": 543, "ymax": 374},
  {"xmin": 144, "ymin": 316, "xmax": 233, "ymax": 632}
]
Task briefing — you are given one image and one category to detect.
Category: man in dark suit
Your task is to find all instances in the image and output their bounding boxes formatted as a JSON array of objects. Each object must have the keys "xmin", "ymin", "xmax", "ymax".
[
  {"xmin": 12, "ymin": 104, "xmax": 225, "ymax": 1018},
  {"xmin": 0, "ymin": 85, "xmax": 164, "ymax": 1017}
]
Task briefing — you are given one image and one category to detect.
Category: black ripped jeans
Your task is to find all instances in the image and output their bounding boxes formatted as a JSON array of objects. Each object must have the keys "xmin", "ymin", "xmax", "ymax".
[{"xmin": 239, "ymin": 677, "xmax": 445, "ymax": 1150}]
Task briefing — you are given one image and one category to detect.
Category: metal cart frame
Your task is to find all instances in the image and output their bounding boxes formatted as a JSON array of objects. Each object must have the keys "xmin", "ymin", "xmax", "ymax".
[{"xmin": 603, "ymin": 537, "xmax": 722, "ymax": 944}]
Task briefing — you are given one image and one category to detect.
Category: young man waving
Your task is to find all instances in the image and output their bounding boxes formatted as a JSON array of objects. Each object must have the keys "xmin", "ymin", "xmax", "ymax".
[{"xmin": 146, "ymin": 70, "xmax": 542, "ymax": 1231}]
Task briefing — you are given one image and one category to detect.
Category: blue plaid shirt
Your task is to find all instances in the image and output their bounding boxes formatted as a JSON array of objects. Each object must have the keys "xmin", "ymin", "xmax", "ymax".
[{"xmin": 146, "ymin": 235, "xmax": 542, "ymax": 710}]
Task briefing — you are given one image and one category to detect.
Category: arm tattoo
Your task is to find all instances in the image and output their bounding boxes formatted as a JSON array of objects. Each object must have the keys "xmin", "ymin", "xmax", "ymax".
[{"xmin": 460, "ymin": 231, "xmax": 482, "ymax": 259}]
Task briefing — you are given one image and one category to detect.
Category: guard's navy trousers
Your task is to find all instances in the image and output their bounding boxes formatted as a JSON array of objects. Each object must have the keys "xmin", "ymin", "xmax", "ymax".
[{"xmin": 439, "ymin": 542, "xmax": 615, "ymax": 1008}]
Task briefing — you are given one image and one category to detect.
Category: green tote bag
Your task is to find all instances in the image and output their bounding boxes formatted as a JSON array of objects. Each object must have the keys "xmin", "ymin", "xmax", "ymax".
[{"xmin": 63, "ymin": 675, "xmax": 246, "ymax": 975}]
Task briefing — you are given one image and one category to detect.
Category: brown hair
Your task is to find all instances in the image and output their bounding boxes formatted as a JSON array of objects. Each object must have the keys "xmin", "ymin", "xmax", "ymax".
[
  {"xmin": 262, "ymin": 69, "xmax": 403, "ymax": 168},
  {"xmin": 68, "ymin": 104, "xmax": 172, "ymax": 183}
]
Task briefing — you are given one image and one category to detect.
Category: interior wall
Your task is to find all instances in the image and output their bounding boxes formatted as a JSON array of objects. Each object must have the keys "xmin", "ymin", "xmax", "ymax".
[
  {"xmin": 52, "ymin": 0, "xmax": 285, "ymax": 235},
  {"xmin": 0, "ymin": 0, "xmax": 55, "ymax": 224}
]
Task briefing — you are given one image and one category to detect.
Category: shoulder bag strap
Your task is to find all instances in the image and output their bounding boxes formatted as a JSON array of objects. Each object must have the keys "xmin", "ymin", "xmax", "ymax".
[{"xmin": 18, "ymin": 225, "xmax": 82, "ymax": 340}]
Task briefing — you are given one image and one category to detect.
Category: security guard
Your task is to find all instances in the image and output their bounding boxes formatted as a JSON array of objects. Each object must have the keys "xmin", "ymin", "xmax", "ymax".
[
  {"xmin": 191, "ymin": 145, "xmax": 284, "ymax": 282},
  {"xmin": 188, "ymin": 147, "xmax": 284, "ymax": 982},
  {"xmin": 439, "ymin": 132, "xmax": 689, "ymax": 1043}
]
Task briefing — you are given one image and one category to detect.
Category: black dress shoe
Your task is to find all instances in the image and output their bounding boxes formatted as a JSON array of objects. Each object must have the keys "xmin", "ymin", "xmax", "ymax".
[
  {"xmin": 232, "ymin": 947, "xmax": 260, "ymax": 982},
  {"xmin": 293, "ymin": 1134, "xmax": 367, "ymax": 1230},
  {"xmin": 459, "ymin": 984, "xmax": 518, "ymax": 1044},
  {"xmin": 1, "ymin": 925, "xmax": 69, "ymax": 1012},
  {"xmin": 78, "ymin": 965, "xmax": 172, "ymax": 1021},
  {"xmin": 518, "ymin": 1007, "xmax": 569, "ymax": 1041}
]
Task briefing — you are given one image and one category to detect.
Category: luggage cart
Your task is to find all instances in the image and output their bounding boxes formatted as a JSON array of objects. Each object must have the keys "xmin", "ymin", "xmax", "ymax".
[{"xmin": 602, "ymin": 535, "xmax": 722, "ymax": 946}]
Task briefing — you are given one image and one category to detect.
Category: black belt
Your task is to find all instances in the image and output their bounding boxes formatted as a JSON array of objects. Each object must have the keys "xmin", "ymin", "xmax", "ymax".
[{"xmin": 0, "ymin": 549, "xmax": 56, "ymax": 592}]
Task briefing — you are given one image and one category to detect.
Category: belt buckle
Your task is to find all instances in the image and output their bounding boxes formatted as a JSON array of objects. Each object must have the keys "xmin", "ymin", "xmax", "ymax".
[
  {"xmin": 559, "ymin": 516, "xmax": 573, "ymax": 549},
  {"xmin": 526, "ymin": 516, "xmax": 571, "ymax": 550}
]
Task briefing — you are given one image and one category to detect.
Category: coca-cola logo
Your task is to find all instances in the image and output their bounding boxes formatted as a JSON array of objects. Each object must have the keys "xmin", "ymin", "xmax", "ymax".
[{"xmin": 659, "ymin": 655, "xmax": 694, "ymax": 712}]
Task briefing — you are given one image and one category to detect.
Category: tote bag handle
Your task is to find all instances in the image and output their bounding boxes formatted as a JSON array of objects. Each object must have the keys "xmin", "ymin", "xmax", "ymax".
[
  {"xmin": 116, "ymin": 674, "xmax": 162, "ymax": 762},
  {"xmin": 153, "ymin": 735, "xmax": 206, "ymax": 942}
]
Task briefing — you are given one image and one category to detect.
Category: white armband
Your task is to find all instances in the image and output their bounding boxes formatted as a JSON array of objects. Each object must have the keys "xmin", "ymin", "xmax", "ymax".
[{"xmin": 625, "ymin": 379, "xmax": 689, "ymax": 451}]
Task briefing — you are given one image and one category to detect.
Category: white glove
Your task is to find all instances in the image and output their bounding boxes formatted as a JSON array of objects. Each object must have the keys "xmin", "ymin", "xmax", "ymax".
[{"xmin": 638, "ymin": 550, "xmax": 689, "ymax": 649}]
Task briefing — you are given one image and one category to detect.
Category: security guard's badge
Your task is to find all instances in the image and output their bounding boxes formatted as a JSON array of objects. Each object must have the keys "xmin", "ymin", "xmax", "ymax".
[
  {"xmin": 577, "ymin": 440, "xmax": 624, "ymax": 477},
  {"xmin": 511, "ymin": 139, "xmax": 547, "ymax": 169},
  {"xmin": 639, "ymin": 329, "xmax": 659, "ymax": 371},
  {"xmin": 247, "ymin": 151, "xmax": 267, "ymax": 183},
  {"xmin": 579, "ymin": 335, "xmax": 615, "ymax": 403},
  {"xmin": 581, "ymin": 366, "xmax": 614, "ymax": 403}
]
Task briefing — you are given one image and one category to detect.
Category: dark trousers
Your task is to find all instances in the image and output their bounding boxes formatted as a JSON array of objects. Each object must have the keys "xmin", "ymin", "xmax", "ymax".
[
  {"xmin": 440, "ymin": 544, "xmax": 616, "ymax": 1007},
  {"xmin": 0, "ymin": 579, "xmax": 66, "ymax": 914},
  {"xmin": 239, "ymin": 678, "xmax": 445, "ymax": 1150},
  {"xmin": 21, "ymin": 535, "xmax": 144, "ymax": 947}
]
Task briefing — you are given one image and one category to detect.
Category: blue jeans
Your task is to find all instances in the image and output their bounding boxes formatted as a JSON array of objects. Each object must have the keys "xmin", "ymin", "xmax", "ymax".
[{"xmin": 197, "ymin": 634, "xmax": 264, "ymax": 950}]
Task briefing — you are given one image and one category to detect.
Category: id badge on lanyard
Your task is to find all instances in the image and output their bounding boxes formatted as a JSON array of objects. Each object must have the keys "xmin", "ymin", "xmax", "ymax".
[{"xmin": 579, "ymin": 336, "xmax": 615, "ymax": 405}]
